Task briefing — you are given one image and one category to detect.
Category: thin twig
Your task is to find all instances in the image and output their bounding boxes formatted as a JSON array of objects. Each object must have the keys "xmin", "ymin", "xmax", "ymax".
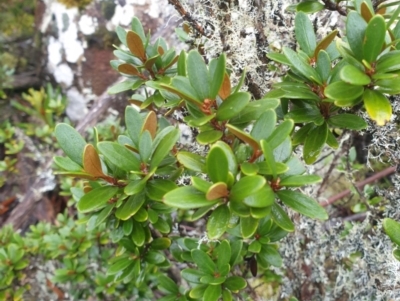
[
  {"xmin": 320, "ymin": 165, "xmax": 397, "ymax": 207},
  {"xmin": 168, "ymin": 0, "xmax": 212, "ymax": 38}
]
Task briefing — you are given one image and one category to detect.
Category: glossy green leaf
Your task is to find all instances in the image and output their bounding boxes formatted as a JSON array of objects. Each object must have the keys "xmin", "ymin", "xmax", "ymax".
[
  {"xmin": 146, "ymin": 179, "xmax": 177, "ymax": 201},
  {"xmin": 139, "ymin": 131, "xmax": 153, "ymax": 163},
  {"xmin": 285, "ymin": 107, "xmax": 323, "ymax": 124},
  {"xmin": 125, "ymin": 178, "xmax": 147, "ymax": 195},
  {"xmin": 94, "ymin": 204, "xmax": 115, "ymax": 227},
  {"xmin": 280, "ymin": 175, "xmax": 321, "ymax": 187},
  {"xmin": 251, "ymin": 110, "xmax": 276, "ymax": 141},
  {"xmin": 158, "ymin": 275, "xmax": 179, "ymax": 294},
  {"xmin": 203, "ymin": 284, "xmax": 221, "ymax": 301},
  {"xmin": 258, "ymin": 244, "xmax": 282, "ymax": 268},
  {"xmin": 303, "ymin": 122, "xmax": 328, "ymax": 164},
  {"xmin": 324, "ymin": 81, "xmax": 364, "ymax": 102},
  {"xmin": 187, "ymin": 50, "xmax": 210, "ymax": 100},
  {"xmin": 229, "ymin": 98, "xmax": 279, "ymax": 125},
  {"xmin": 207, "ymin": 205, "xmax": 230, "ymax": 239},
  {"xmin": 375, "ymin": 76, "xmax": 400, "ymax": 95},
  {"xmin": 340, "ymin": 65, "xmax": 371, "ymax": 86},
  {"xmin": 125, "ymin": 106, "xmax": 142, "ymax": 147},
  {"xmin": 384, "ymin": 218, "xmax": 400, "ymax": 246},
  {"xmin": 240, "ymin": 162, "xmax": 259, "ymax": 176},
  {"xmin": 267, "ymin": 52, "xmax": 291, "ymax": 65},
  {"xmin": 328, "ymin": 114, "xmax": 367, "ymax": 130},
  {"xmin": 243, "ymin": 185, "xmax": 275, "ymax": 208},
  {"xmin": 216, "ymin": 92, "xmax": 250, "ymax": 121},
  {"xmin": 182, "ymin": 269, "xmax": 206, "ymax": 284},
  {"xmin": 240, "ymin": 216, "xmax": 259, "ymax": 238},
  {"xmin": 267, "ymin": 119, "xmax": 294, "ymax": 150},
  {"xmin": 209, "ymin": 54, "xmax": 226, "ymax": 99},
  {"xmin": 98, "ymin": 142, "xmax": 140, "ymax": 172},
  {"xmin": 206, "ymin": 182, "xmax": 229, "ymax": 200},
  {"xmin": 192, "ymin": 176, "xmax": 212, "ymax": 193},
  {"xmin": 55, "ymin": 124, "xmax": 86, "ymax": 166},
  {"xmin": 315, "ymin": 50, "xmax": 331, "ymax": 82},
  {"xmin": 346, "ymin": 11, "xmax": 367, "ymax": 61},
  {"xmin": 260, "ymin": 140, "xmax": 277, "ymax": 179},
  {"xmin": 283, "ymin": 47, "xmax": 322, "ymax": 84},
  {"xmin": 131, "ymin": 221, "xmax": 145, "ymax": 246},
  {"xmin": 53, "ymin": 156, "xmax": 83, "ymax": 172},
  {"xmin": 177, "ymin": 151, "xmax": 205, "ymax": 172},
  {"xmin": 197, "ymin": 130, "xmax": 223, "ymax": 145},
  {"xmin": 150, "ymin": 128, "xmax": 179, "ymax": 169},
  {"xmin": 363, "ymin": 89, "xmax": 392, "ymax": 125},
  {"xmin": 115, "ymin": 193, "xmax": 145, "ymax": 220},
  {"xmin": 376, "ymin": 50, "xmax": 400, "ymax": 73},
  {"xmin": 108, "ymin": 79, "xmax": 143, "ymax": 94},
  {"xmin": 213, "ymin": 141, "xmax": 238, "ymax": 176},
  {"xmin": 230, "ymin": 175, "xmax": 266, "ymax": 202},
  {"xmin": 161, "ymin": 76, "xmax": 202, "ymax": 105},
  {"xmin": 271, "ymin": 203, "xmax": 295, "ymax": 232},
  {"xmin": 163, "ymin": 186, "xmax": 218, "ymax": 209},
  {"xmin": 224, "ymin": 276, "xmax": 247, "ymax": 291},
  {"xmin": 256, "ymin": 161, "xmax": 288, "ymax": 175},
  {"xmin": 277, "ymin": 190, "xmax": 328, "ymax": 220},
  {"xmin": 207, "ymin": 145, "xmax": 229, "ymax": 183},
  {"xmin": 192, "ymin": 249, "xmax": 215, "ymax": 274},
  {"xmin": 77, "ymin": 186, "xmax": 118, "ymax": 213},
  {"xmin": 108, "ymin": 257, "xmax": 134, "ymax": 275},
  {"xmin": 363, "ymin": 15, "xmax": 386, "ymax": 63},
  {"xmin": 295, "ymin": 12, "xmax": 316, "ymax": 57}
]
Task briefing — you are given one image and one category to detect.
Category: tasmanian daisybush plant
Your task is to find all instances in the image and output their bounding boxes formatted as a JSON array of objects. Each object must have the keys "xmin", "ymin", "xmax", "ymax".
[{"xmin": 51, "ymin": 1, "xmax": 400, "ymax": 299}]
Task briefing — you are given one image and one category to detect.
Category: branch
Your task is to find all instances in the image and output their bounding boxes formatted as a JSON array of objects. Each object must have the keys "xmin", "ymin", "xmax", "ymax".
[
  {"xmin": 320, "ymin": 165, "xmax": 397, "ymax": 207},
  {"xmin": 168, "ymin": 0, "xmax": 212, "ymax": 38}
]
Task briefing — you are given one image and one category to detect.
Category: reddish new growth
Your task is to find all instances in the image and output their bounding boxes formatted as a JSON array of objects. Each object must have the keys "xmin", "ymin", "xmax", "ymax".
[
  {"xmin": 201, "ymin": 98, "xmax": 215, "ymax": 115},
  {"xmin": 270, "ymin": 178, "xmax": 281, "ymax": 192}
]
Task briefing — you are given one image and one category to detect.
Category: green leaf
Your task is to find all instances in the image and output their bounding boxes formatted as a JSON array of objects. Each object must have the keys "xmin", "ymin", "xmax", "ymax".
[
  {"xmin": 177, "ymin": 151, "xmax": 205, "ymax": 172},
  {"xmin": 207, "ymin": 205, "xmax": 230, "ymax": 239},
  {"xmin": 214, "ymin": 141, "xmax": 238, "ymax": 176},
  {"xmin": 240, "ymin": 216, "xmax": 259, "ymax": 238},
  {"xmin": 256, "ymin": 161, "xmax": 288, "ymax": 175},
  {"xmin": 125, "ymin": 106, "xmax": 142, "ymax": 147},
  {"xmin": 187, "ymin": 50, "xmax": 210, "ymax": 100},
  {"xmin": 376, "ymin": 50, "xmax": 400, "ymax": 73},
  {"xmin": 251, "ymin": 110, "xmax": 276, "ymax": 141},
  {"xmin": 375, "ymin": 76, "xmax": 400, "ymax": 95},
  {"xmin": 108, "ymin": 257, "xmax": 134, "ymax": 275},
  {"xmin": 383, "ymin": 218, "xmax": 400, "ymax": 246},
  {"xmin": 177, "ymin": 50, "xmax": 187, "ymax": 76},
  {"xmin": 283, "ymin": 47, "xmax": 322, "ymax": 84},
  {"xmin": 209, "ymin": 54, "xmax": 226, "ymax": 99},
  {"xmin": 267, "ymin": 52, "xmax": 291, "ymax": 65},
  {"xmin": 315, "ymin": 50, "xmax": 331, "ymax": 82},
  {"xmin": 207, "ymin": 145, "xmax": 229, "ymax": 183},
  {"xmin": 363, "ymin": 89, "xmax": 392, "ymax": 125},
  {"xmin": 197, "ymin": 130, "xmax": 223, "ymax": 145},
  {"xmin": 139, "ymin": 131, "xmax": 153, "ymax": 163},
  {"xmin": 229, "ymin": 98, "xmax": 279, "ymax": 125},
  {"xmin": 115, "ymin": 193, "xmax": 145, "ymax": 220},
  {"xmin": 131, "ymin": 17, "xmax": 146, "ymax": 41},
  {"xmin": 244, "ymin": 185, "xmax": 275, "ymax": 208},
  {"xmin": 192, "ymin": 249, "xmax": 215, "ymax": 274},
  {"xmin": 108, "ymin": 79, "xmax": 143, "ymax": 94},
  {"xmin": 285, "ymin": 107, "xmax": 324, "ymax": 124},
  {"xmin": 280, "ymin": 175, "xmax": 321, "ymax": 187},
  {"xmin": 55, "ymin": 123, "xmax": 86, "ymax": 166},
  {"xmin": 303, "ymin": 122, "xmax": 328, "ymax": 164},
  {"xmin": 150, "ymin": 128, "xmax": 179, "ymax": 169},
  {"xmin": 314, "ymin": 30, "xmax": 338, "ymax": 59},
  {"xmin": 267, "ymin": 119, "xmax": 294, "ymax": 150},
  {"xmin": 131, "ymin": 220, "xmax": 145, "ymax": 246},
  {"xmin": 277, "ymin": 190, "xmax": 328, "ymax": 220},
  {"xmin": 324, "ymin": 81, "xmax": 364, "ymax": 102},
  {"xmin": 230, "ymin": 176, "xmax": 266, "ymax": 202},
  {"xmin": 260, "ymin": 140, "xmax": 277, "ymax": 179},
  {"xmin": 53, "ymin": 156, "xmax": 83, "ymax": 172},
  {"xmin": 125, "ymin": 178, "xmax": 147, "ymax": 195},
  {"xmin": 240, "ymin": 162, "xmax": 259, "ymax": 176},
  {"xmin": 146, "ymin": 179, "xmax": 177, "ymax": 201},
  {"xmin": 182, "ymin": 269, "xmax": 207, "ymax": 284},
  {"xmin": 163, "ymin": 186, "xmax": 218, "ymax": 209},
  {"xmin": 158, "ymin": 275, "xmax": 179, "ymax": 294},
  {"xmin": 346, "ymin": 11, "xmax": 367, "ymax": 61},
  {"xmin": 192, "ymin": 176, "xmax": 212, "ymax": 193},
  {"xmin": 328, "ymin": 114, "xmax": 367, "ymax": 130},
  {"xmin": 224, "ymin": 276, "xmax": 247, "ymax": 291},
  {"xmin": 77, "ymin": 186, "xmax": 118, "ymax": 213},
  {"xmin": 363, "ymin": 15, "xmax": 386, "ymax": 63},
  {"xmin": 271, "ymin": 203, "xmax": 295, "ymax": 232},
  {"xmin": 162, "ymin": 76, "xmax": 202, "ymax": 105},
  {"xmin": 203, "ymin": 284, "xmax": 221, "ymax": 301},
  {"xmin": 216, "ymin": 92, "xmax": 251, "ymax": 121},
  {"xmin": 296, "ymin": 0, "xmax": 324, "ymax": 13},
  {"xmin": 258, "ymin": 245, "xmax": 282, "ymax": 268},
  {"xmin": 340, "ymin": 65, "xmax": 371, "ymax": 86},
  {"xmin": 98, "ymin": 142, "xmax": 140, "ymax": 172},
  {"xmin": 295, "ymin": 12, "xmax": 316, "ymax": 57}
]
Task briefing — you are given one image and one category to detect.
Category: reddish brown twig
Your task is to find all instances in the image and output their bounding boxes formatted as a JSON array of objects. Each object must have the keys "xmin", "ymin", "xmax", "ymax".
[
  {"xmin": 320, "ymin": 165, "xmax": 397, "ymax": 207},
  {"xmin": 168, "ymin": 0, "xmax": 212, "ymax": 38}
]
